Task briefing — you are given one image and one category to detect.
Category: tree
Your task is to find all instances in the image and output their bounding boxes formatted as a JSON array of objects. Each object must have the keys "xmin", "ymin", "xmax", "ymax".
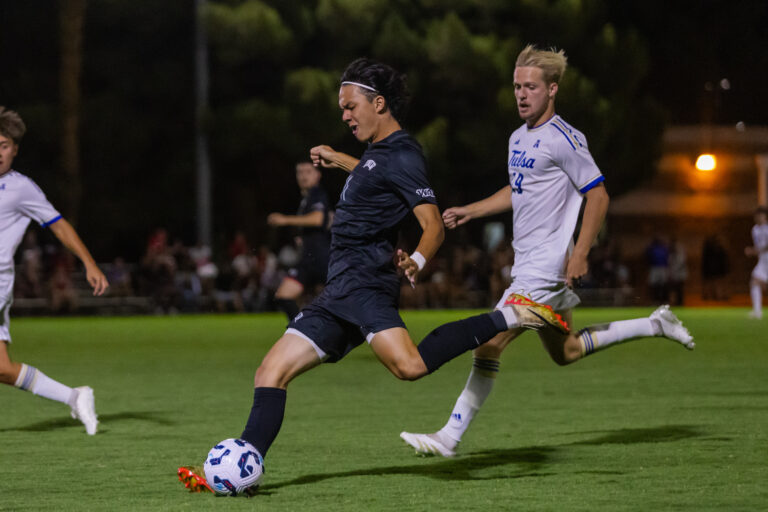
[{"xmin": 59, "ymin": 0, "xmax": 86, "ymax": 224}]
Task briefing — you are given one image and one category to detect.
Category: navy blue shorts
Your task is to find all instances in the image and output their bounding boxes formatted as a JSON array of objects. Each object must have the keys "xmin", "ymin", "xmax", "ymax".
[{"xmin": 286, "ymin": 278, "xmax": 405, "ymax": 363}]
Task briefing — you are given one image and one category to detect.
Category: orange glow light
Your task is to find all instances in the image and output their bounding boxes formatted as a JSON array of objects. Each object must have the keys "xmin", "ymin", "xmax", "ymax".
[{"xmin": 696, "ymin": 154, "xmax": 716, "ymax": 171}]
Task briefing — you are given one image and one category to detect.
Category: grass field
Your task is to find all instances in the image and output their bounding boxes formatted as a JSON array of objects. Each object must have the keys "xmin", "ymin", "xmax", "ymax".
[{"xmin": 0, "ymin": 308, "xmax": 766, "ymax": 511}]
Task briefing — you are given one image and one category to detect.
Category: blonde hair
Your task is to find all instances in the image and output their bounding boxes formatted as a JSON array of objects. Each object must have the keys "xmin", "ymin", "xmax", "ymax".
[
  {"xmin": 0, "ymin": 106, "xmax": 26, "ymax": 144},
  {"xmin": 515, "ymin": 45, "xmax": 568, "ymax": 84}
]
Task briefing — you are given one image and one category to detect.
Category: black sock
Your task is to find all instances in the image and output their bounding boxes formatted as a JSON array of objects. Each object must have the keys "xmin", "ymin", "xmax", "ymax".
[
  {"xmin": 417, "ymin": 311, "xmax": 507, "ymax": 374},
  {"xmin": 274, "ymin": 299, "xmax": 299, "ymax": 321},
  {"xmin": 240, "ymin": 387, "xmax": 287, "ymax": 458}
]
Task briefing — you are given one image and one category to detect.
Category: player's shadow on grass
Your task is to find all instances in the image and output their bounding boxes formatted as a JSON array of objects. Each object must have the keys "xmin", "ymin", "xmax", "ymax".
[
  {"xmin": 0, "ymin": 411, "xmax": 176, "ymax": 432},
  {"xmin": 259, "ymin": 424, "xmax": 704, "ymax": 494},
  {"xmin": 565, "ymin": 424, "xmax": 702, "ymax": 445}
]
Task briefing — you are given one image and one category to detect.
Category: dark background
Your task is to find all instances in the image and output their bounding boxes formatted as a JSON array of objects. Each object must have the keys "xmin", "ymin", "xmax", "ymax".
[{"xmin": 1, "ymin": 0, "xmax": 766, "ymax": 261}]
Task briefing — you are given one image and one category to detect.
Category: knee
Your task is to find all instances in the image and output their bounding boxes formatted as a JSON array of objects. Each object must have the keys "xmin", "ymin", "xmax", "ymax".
[
  {"xmin": 254, "ymin": 362, "xmax": 288, "ymax": 389},
  {"xmin": 549, "ymin": 340, "xmax": 582, "ymax": 367},
  {"xmin": 0, "ymin": 362, "xmax": 16, "ymax": 385},
  {"xmin": 388, "ymin": 357, "xmax": 427, "ymax": 381},
  {"xmin": 549, "ymin": 352, "xmax": 572, "ymax": 366}
]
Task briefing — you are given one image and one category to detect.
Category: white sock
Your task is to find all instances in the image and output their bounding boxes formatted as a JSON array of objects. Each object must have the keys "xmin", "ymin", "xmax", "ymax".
[
  {"xmin": 751, "ymin": 283, "xmax": 763, "ymax": 314},
  {"xmin": 14, "ymin": 364, "xmax": 77, "ymax": 406},
  {"xmin": 578, "ymin": 318, "xmax": 656, "ymax": 356},
  {"xmin": 437, "ymin": 358, "xmax": 499, "ymax": 447},
  {"xmin": 498, "ymin": 308, "xmax": 518, "ymax": 329}
]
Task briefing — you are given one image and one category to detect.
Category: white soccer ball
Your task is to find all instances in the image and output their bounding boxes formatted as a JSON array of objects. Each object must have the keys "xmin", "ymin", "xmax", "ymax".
[{"xmin": 203, "ymin": 438, "xmax": 264, "ymax": 496}]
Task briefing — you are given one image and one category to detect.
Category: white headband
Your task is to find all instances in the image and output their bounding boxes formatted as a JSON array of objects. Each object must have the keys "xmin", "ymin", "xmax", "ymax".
[{"xmin": 341, "ymin": 81, "xmax": 378, "ymax": 93}]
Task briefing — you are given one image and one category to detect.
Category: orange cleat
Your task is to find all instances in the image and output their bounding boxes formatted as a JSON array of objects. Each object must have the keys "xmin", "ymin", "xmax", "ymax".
[{"xmin": 178, "ymin": 466, "xmax": 213, "ymax": 493}]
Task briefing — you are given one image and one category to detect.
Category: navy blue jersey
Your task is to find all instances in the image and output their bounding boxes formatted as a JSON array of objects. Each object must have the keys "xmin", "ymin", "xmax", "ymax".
[
  {"xmin": 327, "ymin": 130, "xmax": 437, "ymax": 288},
  {"xmin": 296, "ymin": 185, "xmax": 331, "ymax": 260}
]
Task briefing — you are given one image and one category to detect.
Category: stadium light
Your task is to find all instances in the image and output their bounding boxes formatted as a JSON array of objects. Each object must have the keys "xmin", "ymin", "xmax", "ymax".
[{"xmin": 695, "ymin": 153, "xmax": 716, "ymax": 172}]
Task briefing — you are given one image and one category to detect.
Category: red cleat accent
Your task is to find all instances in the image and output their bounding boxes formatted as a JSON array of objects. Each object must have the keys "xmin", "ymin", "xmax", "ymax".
[
  {"xmin": 503, "ymin": 293, "xmax": 570, "ymax": 333},
  {"xmin": 178, "ymin": 466, "xmax": 213, "ymax": 493}
]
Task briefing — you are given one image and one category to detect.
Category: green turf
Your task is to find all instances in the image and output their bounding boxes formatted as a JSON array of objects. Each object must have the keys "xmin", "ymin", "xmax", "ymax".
[{"xmin": 0, "ymin": 308, "xmax": 766, "ymax": 511}]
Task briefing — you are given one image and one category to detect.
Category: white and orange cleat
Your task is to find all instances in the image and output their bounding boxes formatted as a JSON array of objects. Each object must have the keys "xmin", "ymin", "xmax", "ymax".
[
  {"xmin": 502, "ymin": 293, "xmax": 570, "ymax": 334},
  {"xmin": 178, "ymin": 466, "xmax": 213, "ymax": 493}
]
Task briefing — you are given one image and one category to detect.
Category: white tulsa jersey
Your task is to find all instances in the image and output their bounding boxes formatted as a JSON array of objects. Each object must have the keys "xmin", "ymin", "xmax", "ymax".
[
  {"xmin": 0, "ymin": 170, "xmax": 61, "ymax": 273},
  {"xmin": 753, "ymin": 223, "xmax": 768, "ymax": 267},
  {"xmin": 507, "ymin": 115, "xmax": 604, "ymax": 281}
]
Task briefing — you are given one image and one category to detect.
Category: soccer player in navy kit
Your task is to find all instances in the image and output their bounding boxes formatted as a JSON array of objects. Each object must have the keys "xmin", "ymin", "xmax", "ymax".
[
  {"xmin": 267, "ymin": 162, "xmax": 331, "ymax": 320},
  {"xmin": 179, "ymin": 58, "xmax": 568, "ymax": 491}
]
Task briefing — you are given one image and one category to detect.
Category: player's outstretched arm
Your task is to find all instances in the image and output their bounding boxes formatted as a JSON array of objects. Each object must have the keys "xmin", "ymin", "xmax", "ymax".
[
  {"xmin": 48, "ymin": 219, "xmax": 109, "ymax": 296},
  {"xmin": 310, "ymin": 145, "xmax": 359, "ymax": 173},
  {"xmin": 566, "ymin": 183, "xmax": 609, "ymax": 287},
  {"xmin": 397, "ymin": 203, "xmax": 444, "ymax": 286},
  {"xmin": 442, "ymin": 185, "xmax": 513, "ymax": 229},
  {"xmin": 267, "ymin": 211, "xmax": 324, "ymax": 228}
]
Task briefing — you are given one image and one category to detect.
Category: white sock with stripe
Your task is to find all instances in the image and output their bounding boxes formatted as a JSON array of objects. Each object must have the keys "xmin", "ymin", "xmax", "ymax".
[
  {"xmin": 578, "ymin": 318, "xmax": 658, "ymax": 356},
  {"xmin": 14, "ymin": 364, "xmax": 77, "ymax": 406},
  {"xmin": 437, "ymin": 358, "xmax": 499, "ymax": 448}
]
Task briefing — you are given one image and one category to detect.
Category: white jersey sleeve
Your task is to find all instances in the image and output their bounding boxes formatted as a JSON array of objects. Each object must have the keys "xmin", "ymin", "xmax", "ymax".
[
  {"xmin": 17, "ymin": 175, "xmax": 61, "ymax": 226},
  {"xmin": 549, "ymin": 120, "xmax": 604, "ymax": 194}
]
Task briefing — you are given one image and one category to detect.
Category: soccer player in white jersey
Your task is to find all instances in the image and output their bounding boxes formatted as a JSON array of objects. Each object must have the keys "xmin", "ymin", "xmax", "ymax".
[
  {"xmin": 0, "ymin": 106, "xmax": 109, "ymax": 435},
  {"xmin": 400, "ymin": 45, "xmax": 694, "ymax": 457},
  {"xmin": 745, "ymin": 206, "xmax": 768, "ymax": 319}
]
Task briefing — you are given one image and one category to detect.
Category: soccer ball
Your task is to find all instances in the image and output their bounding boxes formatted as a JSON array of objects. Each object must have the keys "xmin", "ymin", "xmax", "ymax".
[{"xmin": 203, "ymin": 438, "xmax": 264, "ymax": 496}]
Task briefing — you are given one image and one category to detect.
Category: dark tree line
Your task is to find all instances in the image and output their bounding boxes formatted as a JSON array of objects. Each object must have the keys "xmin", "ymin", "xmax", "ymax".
[{"xmin": 4, "ymin": 0, "xmax": 762, "ymax": 261}]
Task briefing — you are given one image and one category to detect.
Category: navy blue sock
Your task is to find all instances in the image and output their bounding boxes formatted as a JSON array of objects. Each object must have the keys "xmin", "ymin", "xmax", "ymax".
[
  {"xmin": 417, "ymin": 311, "xmax": 507, "ymax": 374},
  {"xmin": 274, "ymin": 299, "xmax": 299, "ymax": 321},
  {"xmin": 240, "ymin": 387, "xmax": 287, "ymax": 457}
]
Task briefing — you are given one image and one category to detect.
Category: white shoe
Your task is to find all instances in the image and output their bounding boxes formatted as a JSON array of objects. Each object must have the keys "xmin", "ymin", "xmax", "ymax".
[
  {"xmin": 651, "ymin": 305, "xmax": 694, "ymax": 350},
  {"xmin": 70, "ymin": 386, "xmax": 98, "ymax": 435},
  {"xmin": 748, "ymin": 310, "xmax": 763, "ymax": 320},
  {"xmin": 400, "ymin": 432, "xmax": 456, "ymax": 457}
]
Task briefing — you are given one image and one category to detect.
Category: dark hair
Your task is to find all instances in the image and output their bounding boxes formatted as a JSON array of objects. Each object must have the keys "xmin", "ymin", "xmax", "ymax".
[
  {"xmin": 757, "ymin": 206, "xmax": 768, "ymax": 216},
  {"xmin": 0, "ymin": 106, "xmax": 26, "ymax": 144},
  {"xmin": 340, "ymin": 58, "xmax": 410, "ymax": 123}
]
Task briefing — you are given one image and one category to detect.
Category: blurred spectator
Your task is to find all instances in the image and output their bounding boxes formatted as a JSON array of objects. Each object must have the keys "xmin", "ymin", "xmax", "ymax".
[
  {"xmin": 106, "ymin": 257, "xmax": 134, "ymax": 297},
  {"xmin": 189, "ymin": 240, "xmax": 217, "ymax": 296},
  {"xmin": 228, "ymin": 230, "xmax": 248, "ymax": 260},
  {"xmin": 489, "ymin": 244, "xmax": 514, "ymax": 303},
  {"xmin": 15, "ymin": 230, "xmax": 43, "ymax": 298},
  {"xmin": 277, "ymin": 243, "xmax": 300, "ymax": 269},
  {"xmin": 254, "ymin": 245, "xmax": 281, "ymax": 310},
  {"xmin": 213, "ymin": 261, "xmax": 244, "ymax": 312},
  {"xmin": 483, "ymin": 222, "xmax": 505, "ymax": 253},
  {"xmin": 49, "ymin": 251, "xmax": 77, "ymax": 314},
  {"xmin": 646, "ymin": 236, "xmax": 669, "ymax": 303},
  {"xmin": 668, "ymin": 239, "xmax": 688, "ymax": 306},
  {"xmin": 141, "ymin": 228, "xmax": 178, "ymax": 314},
  {"xmin": 701, "ymin": 235, "xmax": 729, "ymax": 300}
]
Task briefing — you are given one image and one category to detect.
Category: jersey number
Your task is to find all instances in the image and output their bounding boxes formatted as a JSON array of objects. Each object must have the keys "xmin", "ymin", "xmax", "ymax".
[{"xmin": 511, "ymin": 171, "xmax": 524, "ymax": 194}]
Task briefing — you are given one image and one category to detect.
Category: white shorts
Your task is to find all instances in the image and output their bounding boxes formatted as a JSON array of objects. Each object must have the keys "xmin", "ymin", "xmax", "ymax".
[
  {"xmin": 753, "ymin": 260, "xmax": 768, "ymax": 282},
  {"xmin": 0, "ymin": 271, "xmax": 14, "ymax": 342},
  {"xmin": 752, "ymin": 255, "xmax": 768, "ymax": 283},
  {"xmin": 494, "ymin": 275, "xmax": 581, "ymax": 314}
]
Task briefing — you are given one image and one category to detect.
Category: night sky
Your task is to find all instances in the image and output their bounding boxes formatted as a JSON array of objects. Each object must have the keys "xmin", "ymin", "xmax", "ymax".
[{"xmin": 609, "ymin": 1, "xmax": 768, "ymax": 125}]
